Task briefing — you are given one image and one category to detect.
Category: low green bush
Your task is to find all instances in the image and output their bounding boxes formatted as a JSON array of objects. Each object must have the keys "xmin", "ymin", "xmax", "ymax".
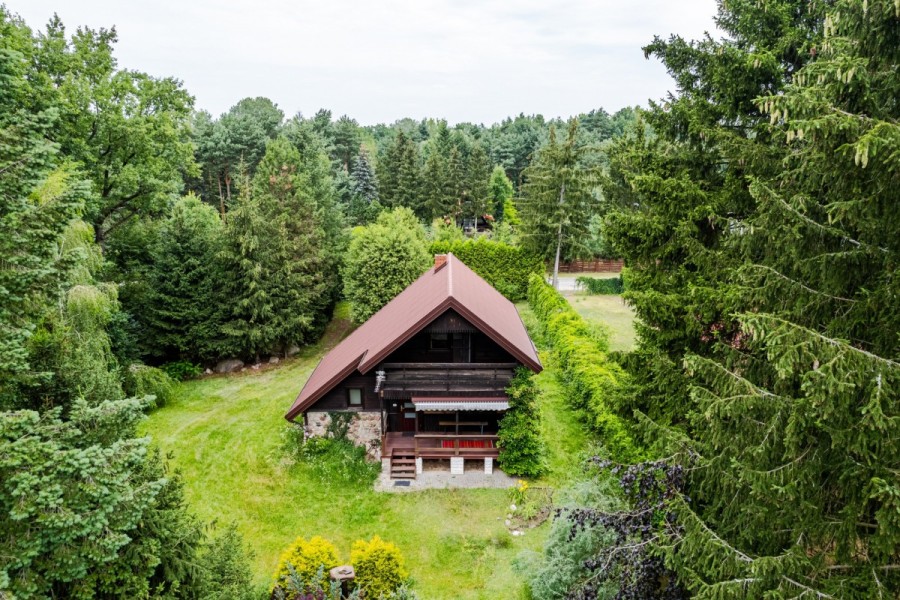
[
  {"xmin": 430, "ymin": 239, "xmax": 544, "ymax": 301},
  {"xmin": 498, "ymin": 369, "xmax": 545, "ymax": 477},
  {"xmin": 160, "ymin": 360, "xmax": 202, "ymax": 381},
  {"xmin": 299, "ymin": 436, "xmax": 381, "ymax": 487},
  {"xmin": 576, "ymin": 275, "xmax": 624, "ymax": 294},
  {"xmin": 124, "ymin": 364, "xmax": 175, "ymax": 409},
  {"xmin": 350, "ymin": 536, "xmax": 408, "ymax": 599},
  {"xmin": 527, "ymin": 274, "xmax": 639, "ymax": 461}
]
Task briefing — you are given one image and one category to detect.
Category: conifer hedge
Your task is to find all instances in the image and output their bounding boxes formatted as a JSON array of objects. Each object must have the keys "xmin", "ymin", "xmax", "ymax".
[
  {"xmin": 430, "ymin": 239, "xmax": 544, "ymax": 301},
  {"xmin": 527, "ymin": 274, "xmax": 638, "ymax": 460}
]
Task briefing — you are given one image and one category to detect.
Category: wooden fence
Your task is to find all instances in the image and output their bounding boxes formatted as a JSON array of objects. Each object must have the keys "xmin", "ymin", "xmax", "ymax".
[{"xmin": 555, "ymin": 259, "xmax": 624, "ymax": 273}]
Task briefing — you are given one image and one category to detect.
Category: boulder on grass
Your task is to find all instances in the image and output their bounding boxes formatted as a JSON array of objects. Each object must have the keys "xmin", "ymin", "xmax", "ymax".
[{"xmin": 214, "ymin": 358, "xmax": 244, "ymax": 374}]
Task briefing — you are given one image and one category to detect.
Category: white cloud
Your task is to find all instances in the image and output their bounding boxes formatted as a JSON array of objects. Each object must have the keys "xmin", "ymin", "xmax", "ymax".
[{"xmin": 9, "ymin": 0, "xmax": 721, "ymax": 124}]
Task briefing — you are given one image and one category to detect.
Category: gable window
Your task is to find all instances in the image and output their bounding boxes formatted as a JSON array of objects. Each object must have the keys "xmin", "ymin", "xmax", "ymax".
[
  {"xmin": 347, "ymin": 388, "xmax": 363, "ymax": 407},
  {"xmin": 430, "ymin": 332, "xmax": 450, "ymax": 350}
]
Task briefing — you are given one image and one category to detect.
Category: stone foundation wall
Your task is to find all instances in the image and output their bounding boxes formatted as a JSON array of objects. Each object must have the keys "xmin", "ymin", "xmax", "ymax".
[{"xmin": 305, "ymin": 411, "xmax": 382, "ymax": 460}]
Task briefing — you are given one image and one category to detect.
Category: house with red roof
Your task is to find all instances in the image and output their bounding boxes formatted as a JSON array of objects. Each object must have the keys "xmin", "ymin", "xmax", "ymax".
[{"xmin": 285, "ymin": 253, "xmax": 542, "ymax": 480}]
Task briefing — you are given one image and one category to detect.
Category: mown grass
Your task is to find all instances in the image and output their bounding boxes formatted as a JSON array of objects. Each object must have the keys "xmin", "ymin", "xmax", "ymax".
[
  {"xmin": 564, "ymin": 293, "xmax": 637, "ymax": 353},
  {"xmin": 141, "ymin": 304, "xmax": 547, "ymax": 599}
]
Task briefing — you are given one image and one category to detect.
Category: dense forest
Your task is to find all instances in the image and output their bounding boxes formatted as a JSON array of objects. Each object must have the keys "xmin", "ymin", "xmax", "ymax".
[{"xmin": 1, "ymin": 0, "xmax": 898, "ymax": 598}]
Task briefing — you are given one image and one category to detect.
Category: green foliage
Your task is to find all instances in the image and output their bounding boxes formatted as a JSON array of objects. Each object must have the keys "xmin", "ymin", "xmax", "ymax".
[
  {"xmin": 220, "ymin": 137, "xmax": 343, "ymax": 358},
  {"xmin": 519, "ymin": 120, "xmax": 598, "ymax": 285},
  {"xmin": 145, "ymin": 194, "xmax": 227, "ymax": 362},
  {"xmin": 378, "ymin": 131, "xmax": 422, "ymax": 217},
  {"xmin": 429, "ymin": 217, "xmax": 465, "ymax": 243},
  {"xmin": 498, "ymin": 369, "xmax": 545, "ymax": 477},
  {"xmin": 343, "ymin": 207, "xmax": 432, "ymax": 323},
  {"xmin": 0, "ymin": 400, "xmax": 161, "ymax": 598},
  {"xmin": 194, "ymin": 524, "xmax": 260, "ymax": 600},
  {"xmin": 297, "ymin": 436, "xmax": 381, "ymax": 487},
  {"xmin": 514, "ymin": 513, "xmax": 618, "ymax": 600},
  {"xmin": 350, "ymin": 536, "xmax": 409, "ymax": 599},
  {"xmin": 161, "ymin": 360, "xmax": 203, "ymax": 381},
  {"xmin": 601, "ymin": 0, "xmax": 900, "ymax": 596},
  {"xmin": 488, "ymin": 165, "xmax": 514, "ymax": 221},
  {"xmin": 576, "ymin": 276, "xmax": 624, "ymax": 295},
  {"xmin": 124, "ymin": 363, "xmax": 175, "ymax": 409},
  {"xmin": 527, "ymin": 274, "xmax": 637, "ymax": 461},
  {"xmin": 429, "ymin": 238, "xmax": 544, "ymax": 301},
  {"xmin": 272, "ymin": 536, "xmax": 340, "ymax": 594},
  {"xmin": 348, "ymin": 149, "xmax": 382, "ymax": 225}
]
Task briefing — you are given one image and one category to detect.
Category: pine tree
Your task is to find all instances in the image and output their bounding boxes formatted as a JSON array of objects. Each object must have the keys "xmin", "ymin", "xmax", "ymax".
[
  {"xmin": 378, "ymin": 132, "xmax": 422, "ymax": 217},
  {"xmin": 520, "ymin": 120, "xmax": 597, "ymax": 288},
  {"xmin": 348, "ymin": 149, "xmax": 381, "ymax": 225},
  {"xmin": 463, "ymin": 142, "xmax": 491, "ymax": 224},
  {"xmin": 422, "ymin": 149, "xmax": 451, "ymax": 221}
]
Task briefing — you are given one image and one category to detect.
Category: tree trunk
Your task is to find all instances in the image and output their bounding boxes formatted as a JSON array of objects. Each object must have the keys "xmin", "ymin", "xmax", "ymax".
[
  {"xmin": 552, "ymin": 181, "xmax": 566, "ymax": 289},
  {"xmin": 217, "ymin": 173, "xmax": 226, "ymax": 222}
]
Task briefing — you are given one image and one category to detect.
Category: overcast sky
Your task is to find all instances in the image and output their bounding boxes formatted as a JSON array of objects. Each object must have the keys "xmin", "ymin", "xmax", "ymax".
[{"xmin": 9, "ymin": 0, "xmax": 721, "ymax": 125}]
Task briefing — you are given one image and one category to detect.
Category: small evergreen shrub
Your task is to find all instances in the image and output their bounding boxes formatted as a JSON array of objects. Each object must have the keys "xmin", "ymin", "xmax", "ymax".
[
  {"xmin": 160, "ymin": 360, "xmax": 202, "ymax": 381},
  {"xmin": 576, "ymin": 275, "xmax": 624, "ymax": 294},
  {"xmin": 429, "ymin": 239, "xmax": 544, "ymax": 301},
  {"xmin": 527, "ymin": 274, "xmax": 638, "ymax": 461},
  {"xmin": 272, "ymin": 536, "xmax": 340, "ymax": 594},
  {"xmin": 350, "ymin": 536, "xmax": 408, "ymax": 599},
  {"xmin": 124, "ymin": 364, "xmax": 175, "ymax": 409},
  {"xmin": 497, "ymin": 369, "xmax": 545, "ymax": 477}
]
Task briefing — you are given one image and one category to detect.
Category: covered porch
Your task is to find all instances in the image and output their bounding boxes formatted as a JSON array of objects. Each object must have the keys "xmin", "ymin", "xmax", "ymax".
[{"xmin": 382, "ymin": 396, "xmax": 507, "ymax": 479}]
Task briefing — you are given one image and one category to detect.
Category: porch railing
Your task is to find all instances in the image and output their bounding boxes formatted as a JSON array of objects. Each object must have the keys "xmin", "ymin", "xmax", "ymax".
[{"xmin": 414, "ymin": 433, "xmax": 500, "ymax": 457}]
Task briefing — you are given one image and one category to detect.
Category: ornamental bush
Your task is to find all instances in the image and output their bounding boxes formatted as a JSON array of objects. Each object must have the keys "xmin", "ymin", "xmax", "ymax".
[
  {"xmin": 576, "ymin": 275, "xmax": 624, "ymax": 295},
  {"xmin": 272, "ymin": 536, "xmax": 340, "ymax": 594},
  {"xmin": 124, "ymin": 364, "xmax": 175, "ymax": 409},
  {"xmin": 350, "ymin": 536, "xmax": 408, "ymax": 599},
  {"xmin": 527, "ymin": 274, "xmax": 638, "ymax": 461},
  {"xmin": 429, "ymin": 239, "xmax": 544, "ymax": 301},
  {"xmin": 497, "ymin": 368, "xmax": 545, "ymax": 477}
]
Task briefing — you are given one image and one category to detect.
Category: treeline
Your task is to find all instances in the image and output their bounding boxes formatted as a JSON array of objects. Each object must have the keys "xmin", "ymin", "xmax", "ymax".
[{"xmin": 523, "ymin": 0, "xmax": 899, "ymax": 598}]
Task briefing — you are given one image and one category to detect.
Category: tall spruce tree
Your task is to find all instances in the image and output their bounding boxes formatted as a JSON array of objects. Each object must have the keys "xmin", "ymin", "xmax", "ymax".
[
  {"xmin": 463, "ymin": 142, "xmax": 491, "ymax": 224},
  {"xmin": 378, "ymin": 131, "xmax": 422, "ymax": 216},
  {"xmin": 348, "ymin": 148, "xmax": 381, "ymax": 225},
  {"xmin": 520, "ymin": 120, "xmax": 597, "ymax": 288},
  {"xmin": 600, "ymin": 0, "xmax": 899, "ymax": 597},
  {"xmin": 220, "ymin": 138, "xmax": 334, "ymax": 359}
]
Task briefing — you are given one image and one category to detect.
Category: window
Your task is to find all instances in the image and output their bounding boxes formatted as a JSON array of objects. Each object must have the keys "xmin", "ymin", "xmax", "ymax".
[
  {"xmin": 348, "ymin": 388, "xmax": 363, "ymax": 407},
  {"xmin": 430, "ymin": 332, "xmax": 450, "ymax": 350}
]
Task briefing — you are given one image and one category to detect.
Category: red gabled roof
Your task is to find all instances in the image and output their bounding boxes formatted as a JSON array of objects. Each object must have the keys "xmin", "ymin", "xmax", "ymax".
[{"xmin": 285, "ymin": 253, "xmax": 541, "ymax": 420}]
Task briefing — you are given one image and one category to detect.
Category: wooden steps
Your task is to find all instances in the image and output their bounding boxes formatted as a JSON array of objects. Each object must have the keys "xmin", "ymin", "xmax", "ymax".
[{"xmin": 390, "ymin": 450, "xmax": 416, "ymax": 480}]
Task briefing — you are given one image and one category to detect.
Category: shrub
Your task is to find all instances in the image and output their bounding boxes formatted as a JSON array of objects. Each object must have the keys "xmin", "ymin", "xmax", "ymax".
[
  {"xmin": 272, "ymin": 536, "xmax": 340, "ymax": 594},
  {"xmin": 350, "ymin": 536, "xmax": 408, "ymax": 599},
  {"xmin": 344, "ymin": 208, "xmax": 432, "ymax": 323},
  {"xmin": 527, "ymin": 274, "xmax": 638, "ymax": 461},
  {"xmin": 429, "ymin": 238, "xmax": 544, "ymax": 301},
  {"xmin": 576, "ymin": 275, "xmax": 624, "ymax": 295},
  {"xmin": 297, "ymin": 436, "xmax": 381, "ymax": 487},
  {"xmin": 124, "ymin": 364, "xmax": 175, "ymax": 408},
  {"xmin": 160, "ymin": 360, "xmax": 202, "ymax": 381},
  {"xmin": 497, "ymin": 369, "xmax": 545, "ymax": 477},
  {"xmin": 195, "ymin": 524, "xmax": 259, "ymax": 600}
]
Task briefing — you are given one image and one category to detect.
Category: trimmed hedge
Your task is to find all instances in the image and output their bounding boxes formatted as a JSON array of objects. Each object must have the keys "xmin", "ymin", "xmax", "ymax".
[
  {"xmin": 527, "ymin": 274, "xmax": 639, "ymax": 461},
  {"xmin": 576, "ymin": 275, "xmax": 624, "ymax": 295},
  {"xmin": 430, "ymin": 239, "xmax": 544, "ymax": 301},
  {"xmin": 497, "ymin": 368, "xmax": 545, "ymax": 477}
]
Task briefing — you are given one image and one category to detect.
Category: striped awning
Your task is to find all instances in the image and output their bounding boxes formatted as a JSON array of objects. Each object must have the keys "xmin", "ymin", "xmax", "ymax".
[{"xmin": 412, "ymin": 397, "xmax": 510, "ymax": 412}]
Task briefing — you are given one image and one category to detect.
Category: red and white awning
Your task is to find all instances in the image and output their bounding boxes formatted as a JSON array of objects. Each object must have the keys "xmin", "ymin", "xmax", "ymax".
[{"xmin": 411, "ymin": 397, "xmax": 510, "ymax": 412}]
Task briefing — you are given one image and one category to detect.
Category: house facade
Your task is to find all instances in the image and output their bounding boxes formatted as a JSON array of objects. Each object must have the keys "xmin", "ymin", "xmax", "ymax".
[{"xmin": 285, "ymin": 253, "xmax": 542, "ymax": 479}]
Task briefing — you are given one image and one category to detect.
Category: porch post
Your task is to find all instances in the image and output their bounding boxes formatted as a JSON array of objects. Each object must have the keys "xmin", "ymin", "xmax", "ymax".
[{"xmin": 455, "ymin": 411, "xmax": 459, "ymax": 436}]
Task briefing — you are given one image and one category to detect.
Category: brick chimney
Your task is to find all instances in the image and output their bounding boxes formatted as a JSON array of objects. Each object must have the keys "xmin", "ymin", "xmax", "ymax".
[{"xmin": 434, "ymin": 254, "xmax": 448, "ymax": 271}]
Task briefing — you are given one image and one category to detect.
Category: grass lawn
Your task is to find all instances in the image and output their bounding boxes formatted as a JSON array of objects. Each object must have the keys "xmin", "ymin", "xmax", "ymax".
[
  {"xmin": 564, "ymin": 293, "xmax": 637, "ymax": 352},
  {"xmin": 141, "ymin": 304, "xmax": 552, "ymax": 599}
]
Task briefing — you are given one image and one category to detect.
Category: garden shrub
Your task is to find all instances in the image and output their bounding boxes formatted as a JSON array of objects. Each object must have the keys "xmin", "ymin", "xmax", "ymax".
[
  {"xmin": 272, "ymin": 536, "xmax": 340, "ymax": 594},
  {"xmin": 527, "ymin": 274, "xmax": 638, "ymax": 461},
  {"xmin": 160, "ymin": 360, "xmax": 202, "ymax": 381},
  {"xmin": 350, "ymin": 536, "xmax": 408, "ymax": 599},
  {"xmin": 124, "ymin": 364, "xmax": 175, "ymax": 408},
  {"xmin": 498, "ymin": 369, "xmax": 545, "ymax": 477},
  {"xmin": 298, "ymin": 436, "xmax": 381, "ymax": 486},
  {"xmin": 429, "ymin": 239, "xmax": 544, "ymax": 301},
  {"xmin": 576, "ymin": 275, "xmax": 624, "ymax": 295}
]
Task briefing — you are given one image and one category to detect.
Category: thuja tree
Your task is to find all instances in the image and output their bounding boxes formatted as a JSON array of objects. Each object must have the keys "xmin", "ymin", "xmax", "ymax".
[{"xmin": 604, "ymin": 1, "xmax": 899, "ymax": 597}]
